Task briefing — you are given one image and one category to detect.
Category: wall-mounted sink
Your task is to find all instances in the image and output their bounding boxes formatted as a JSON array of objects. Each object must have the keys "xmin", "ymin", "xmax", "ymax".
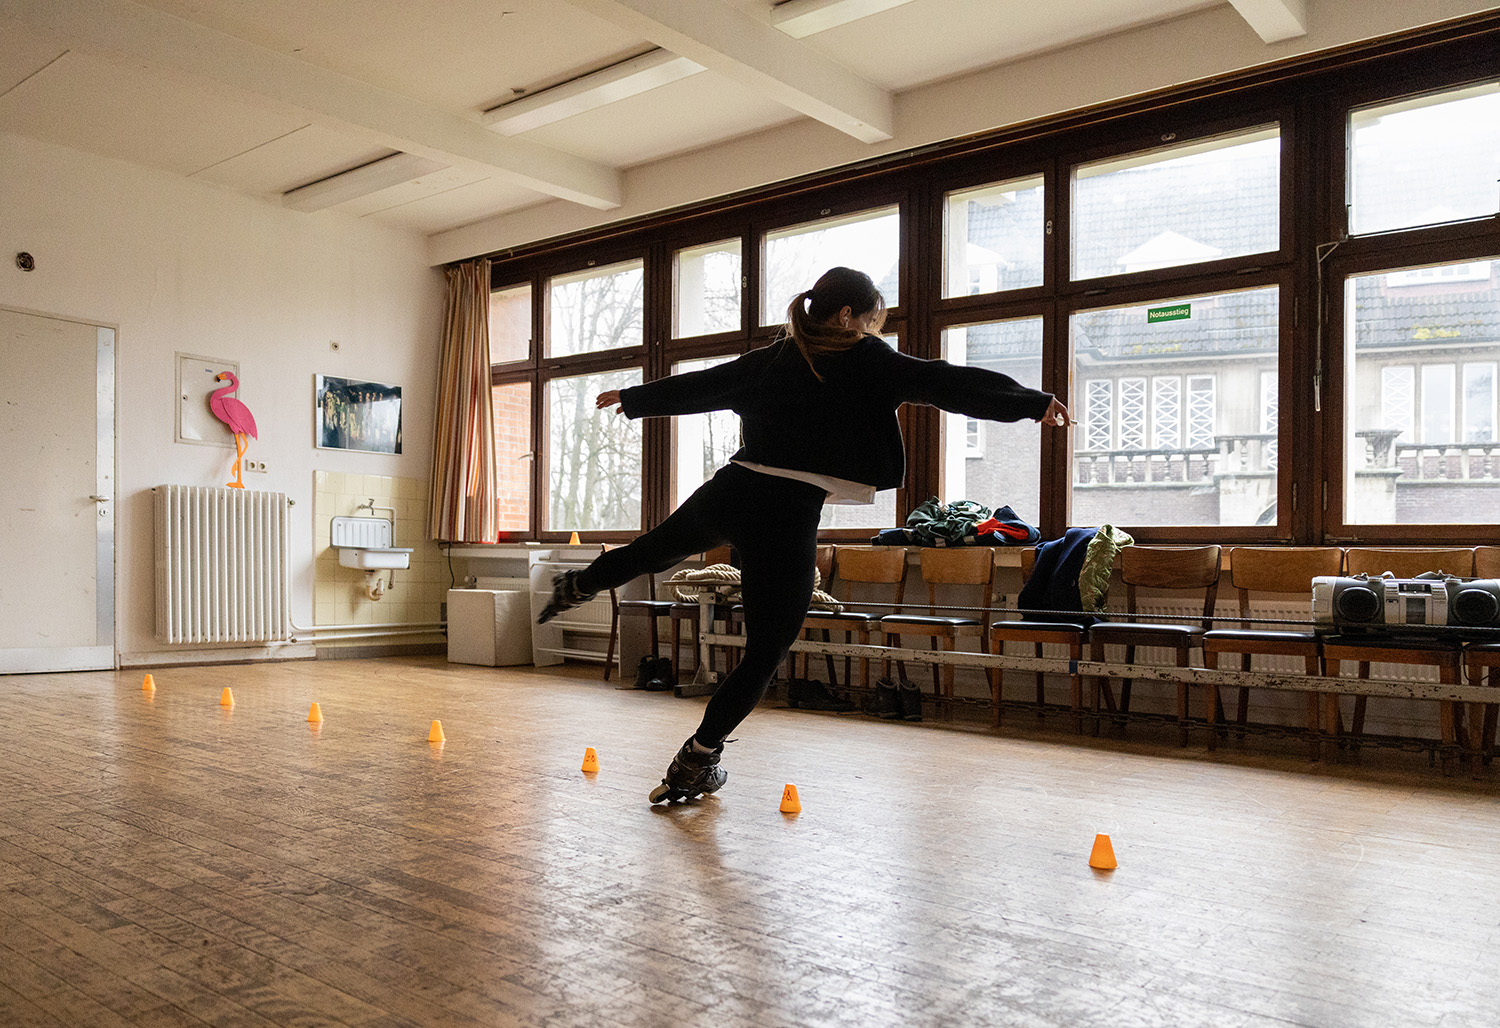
[{"xmin": 337, "ymin": 546, "xmax": 412, "ymax": 570}]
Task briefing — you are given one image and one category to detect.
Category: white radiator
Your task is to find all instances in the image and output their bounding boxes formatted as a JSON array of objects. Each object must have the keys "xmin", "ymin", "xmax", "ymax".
[{"xmin": 154, "ymin": 485, "xmax": 290, "ymax": 644}]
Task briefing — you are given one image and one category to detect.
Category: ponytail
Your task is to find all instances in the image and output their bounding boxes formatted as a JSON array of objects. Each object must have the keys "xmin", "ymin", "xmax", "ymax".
[{"xmin": 783, "ymin": 267, "xmax": 886, "ymax": 380}]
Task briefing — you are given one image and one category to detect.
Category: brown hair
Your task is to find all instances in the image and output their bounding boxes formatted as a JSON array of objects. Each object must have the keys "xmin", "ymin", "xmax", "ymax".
[{"xmin": 784, "ymin": 267, "xmax": 887, "ymax": 380}]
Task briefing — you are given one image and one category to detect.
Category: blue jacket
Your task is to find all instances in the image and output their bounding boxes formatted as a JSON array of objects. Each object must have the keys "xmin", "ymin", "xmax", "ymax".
[
  {"xmin": 620, "ymin": 335, "xmax": 1053, "ymax": 490},
  {"xmin": 1018, "ymin": 527, "xmax": 1101, "ymax": 626}
]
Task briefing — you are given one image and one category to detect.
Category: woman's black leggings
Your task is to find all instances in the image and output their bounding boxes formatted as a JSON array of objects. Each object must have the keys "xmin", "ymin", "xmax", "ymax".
[{"xmin": 574, "ymin": 463, "xmax": 825, "ymax": 748}]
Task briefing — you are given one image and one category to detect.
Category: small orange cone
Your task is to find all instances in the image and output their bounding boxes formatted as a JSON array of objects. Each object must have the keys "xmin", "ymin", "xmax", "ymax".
[
  {"xmin": 779, "ymin": 783, "xmax": 802, "ymax": 814},
  {"xmin": 581, "ymin": 747, "xmax": 599, "ymax": 773},
  {"xmin": 142, "ymin": 673, "xmax": 155, "ymax": 692},
  {"xmin": 428, "ymin": 720, "xmax": 445, "ymax": 743},
  {"xmin": 1088, "ymin": 833, "xmax": 1118, "ymax": 870},
  {"xmin": 219, "ymin": 687, "xmax": 234, "ymax": 707},
  {"xmin": 568, "ymin": 531, "xmax": 581, "ymax": 545},
  {"xmin": 307, "ymin": 702, "xmax": 323, "ymax": 724}
]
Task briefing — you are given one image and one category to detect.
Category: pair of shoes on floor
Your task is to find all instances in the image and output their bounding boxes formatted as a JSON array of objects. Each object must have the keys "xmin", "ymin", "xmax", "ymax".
[
  {"xmin": 649, "ymin": 736, "xmax": 727, "ymax": 804},
  {"xmin": 868, "ymin": 675, "xmax": 923, "ymax": 721},
  {"xmin": 786, "ymin": 677, "xmax": 856, "ymax": 712},
  {"xmin": 536, "ymin": 570, "xmax": 596, "ymax": 624},
  {"xmin": 633, "ymin": 655, "xmax": 674, "ymax": 692}
]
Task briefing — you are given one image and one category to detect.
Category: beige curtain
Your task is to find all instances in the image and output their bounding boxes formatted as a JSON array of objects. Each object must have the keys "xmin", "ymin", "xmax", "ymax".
[{"xmin": 428, "ymin": 258, "xmax": 498, "ymax": 542}]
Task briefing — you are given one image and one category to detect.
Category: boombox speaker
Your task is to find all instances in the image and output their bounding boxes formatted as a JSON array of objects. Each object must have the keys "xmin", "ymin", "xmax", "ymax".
[{"xmin": 1312, "ymin": 573, "xmax": 1500, "ymax": 632}]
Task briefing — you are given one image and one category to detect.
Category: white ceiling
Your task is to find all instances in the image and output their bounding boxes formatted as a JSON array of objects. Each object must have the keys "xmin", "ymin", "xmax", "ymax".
[{"xmin": 0, "ymin": 0, "xmax": 1354, "ymax": 239}]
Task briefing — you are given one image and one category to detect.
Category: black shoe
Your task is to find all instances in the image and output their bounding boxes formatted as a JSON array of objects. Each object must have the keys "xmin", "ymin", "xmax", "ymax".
[
  {"xmin": 898, "ymin": 678, "xmax": 924, "ymax": 722},
  {"xmin": 642, "ymin": 656, "xmax": 674, "ymax": 692},
  {"xmin": 537, "ymin": 570, "xmax": 596, "ymax": 624},
  {"xmin": 649, "ymin": 737, "xmax": 728, "ymax": 803},
  {"xmin": 868, "ymin": 676, "xmax": 902, "ymax": 719},
  {"xmin": 787, "ymin": 677, "xmax": 856, "ymax": 712}
]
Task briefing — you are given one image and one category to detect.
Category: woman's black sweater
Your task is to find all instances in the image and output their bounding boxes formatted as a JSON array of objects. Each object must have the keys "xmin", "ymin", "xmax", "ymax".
[{"xmin": 618, "ymin": 335, "xmax": 1053, "ymax": 490}]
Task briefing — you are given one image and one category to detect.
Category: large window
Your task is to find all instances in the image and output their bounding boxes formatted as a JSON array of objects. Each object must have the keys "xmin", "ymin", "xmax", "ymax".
[
  {"xmin": 1349, "ymin": 82, "xmax": 1500, "ymax": 236},
  {"xmin": 1343, "ymin": 257, "xmax": 1500, "ymax": 525},
  {"xmin": 483, "ymin": 28, "xmax": 1500, "ymax": 546},
  {"xmin": 1071, "ymin": 126, "xmax": 1280, "ymax": 281},
  {"xmin": 762, "ymin": 207, "xmax": 900, "ymax": 326},
  {"xmin": 1072, "ymin": 286, "xmax": 1279, "ymax": 528}
]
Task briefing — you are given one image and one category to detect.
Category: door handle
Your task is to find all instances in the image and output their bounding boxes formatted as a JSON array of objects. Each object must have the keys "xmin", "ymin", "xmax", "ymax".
[{"xmin": 90, "ymin": 495, "xmax": 111, "ymax": 502}]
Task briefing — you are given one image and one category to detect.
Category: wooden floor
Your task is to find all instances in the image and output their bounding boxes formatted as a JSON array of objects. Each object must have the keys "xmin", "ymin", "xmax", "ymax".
[{"xmin": 1, "ymin": 658, "xmax": 1498, "ymax": 1028}]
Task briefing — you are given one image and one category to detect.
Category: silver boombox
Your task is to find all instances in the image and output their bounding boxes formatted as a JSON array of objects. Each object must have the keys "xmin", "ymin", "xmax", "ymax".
[{"xmin": 1312, "ymin": 573, "xmax": 1500, "ymax": 633}]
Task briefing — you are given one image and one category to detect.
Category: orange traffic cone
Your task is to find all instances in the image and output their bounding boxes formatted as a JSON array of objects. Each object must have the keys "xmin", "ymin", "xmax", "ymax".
[
  {"xmin": 142, "ymin": 673, "xmax": 155, "ymax": 692},
  {"xmin": 779, "ymin": 783, "xmax": 802, "ymax": 814},
  {"xmin": 219, "ymin": 687, "xmax": 234, "ymax": 707},
  {"xmin": 428, "ymin": 720, "xmax": 445, "ymax": 743},
  {"xmin": 568, "ymin": 531, "xmax": 581, "ymax": 545},
  {"xmin": 1088, "ymin": 833, "xmax": 1118, "ymax": 870},
  {"xmin": 307, "ymin": 702, "xmax": 323, "ymax": 724},
  {"xmin": 581, "ymin": 747, "xmax": 600, "ymax": 773}
]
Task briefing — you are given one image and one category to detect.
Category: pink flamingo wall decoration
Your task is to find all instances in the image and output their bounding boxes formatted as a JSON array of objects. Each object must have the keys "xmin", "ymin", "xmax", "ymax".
[{"xmin": 209, "ymin": 371, "xmax": 259, "ymax": 488}]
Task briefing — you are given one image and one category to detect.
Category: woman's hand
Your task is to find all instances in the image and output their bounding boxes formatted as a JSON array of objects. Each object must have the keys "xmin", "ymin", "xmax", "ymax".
[
  {"xmin": 1038, "ymin": 397, "xmax": 1072, "ymax": 427},
  {"xmin": 596, "ymin": 390, "xmax": 622, "ymax": 412}
]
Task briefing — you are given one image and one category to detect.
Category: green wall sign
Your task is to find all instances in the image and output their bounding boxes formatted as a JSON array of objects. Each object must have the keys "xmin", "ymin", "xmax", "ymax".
[{"xmin": 1147, "ymin": 304, "xmax": 1191, "ymax": 323}]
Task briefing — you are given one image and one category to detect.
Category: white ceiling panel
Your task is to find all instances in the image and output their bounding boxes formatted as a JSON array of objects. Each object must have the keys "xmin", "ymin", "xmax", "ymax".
[
  {"xmin": 135, "ymin": 0, "xmax": 645, "ymax": 113},
  {"xmin": 520, "ymin": 70, "xmax": 800, "ymax": 167},
  {"xmin": 191, "ymin": 124, "xmax": 393, "ymax": 197},
  {"xmin": 0, "ymin": 48, "xmax": 306, "ymax": 177},
  {"xmin": 351, "ymin": 176, "xmax": 550, "ymax": 234},
  {"xmin": 795, "ymin": 0, "xmax": 1223, "ymax": 90},
  {"xmin": 0, "ymin": 28, "xmax": 68, "ymax": 96}
]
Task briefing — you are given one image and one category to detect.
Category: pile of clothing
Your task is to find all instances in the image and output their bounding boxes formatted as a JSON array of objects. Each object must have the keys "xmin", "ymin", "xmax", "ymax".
[{"xmin": 871, "ymin": 498, "xmax": 1040, "ymax": 547}]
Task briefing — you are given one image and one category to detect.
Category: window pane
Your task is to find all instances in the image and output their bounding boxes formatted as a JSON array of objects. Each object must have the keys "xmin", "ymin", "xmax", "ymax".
[
  {"xmin": 1072, "ymin": 127, "xmax": 1280, "ymax": 281},
  {"xmin": 1345, "ymin": 258, "xmax": 1500, "ymax": 524},
  {"xmin": 1349, "ymin": 83, "xmax": 1500, "ymax": 236},
  {"xmin": 941, "ymin": 318, "xmax": 1043, "ymax": 527},
  {"xmin": 546, "ymin": 260, "xmax": 643, "ymax": 357},
  {"xmin": 488, "ymin": 283, "xmax": 530, "ymax": 364},
  {"xmin": 762, "ymin": 207, "xmax": 899, "ymax": 326},
  {"xmin": 943, "ymin": 176, "xmax": 1044, "ymax": 298},
  {"xmin": 546, "ymin": 368, "xmax": 643, "ymax": 532},
  {"xmin": 491, "ymin": 381, "xmax": 531, "ymax": 532},
  {"xmin": 672, "ymin": 356, "xmax": 740, "ymax": 507},
  {"xmin": 675, "ymin": 240, "xmax": 742, "ymax": 337},
  {"xmin": 1072, "ymin": 286, "xmax": 1279, "ymax": 527}
]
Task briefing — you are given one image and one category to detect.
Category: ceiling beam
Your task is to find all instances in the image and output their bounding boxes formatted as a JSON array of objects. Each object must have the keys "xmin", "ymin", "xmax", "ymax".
[
  {"xmin": 770, "ymin": 0, "xmax": 918, "ymax": 39},
  {"xmin": 1227, "ymin": 0, "xmax": 1308, "ymax": 43},
  {"xmin": 0, "ymin": 0, "xmax": 622, "ymax": 209},
  {"xmin": 563, "ymin": 0, "xmax": 894, "ymax": 143},
  {"xmin": 484, "ymin": 49, "xmax": 705, "ymax": 136}
]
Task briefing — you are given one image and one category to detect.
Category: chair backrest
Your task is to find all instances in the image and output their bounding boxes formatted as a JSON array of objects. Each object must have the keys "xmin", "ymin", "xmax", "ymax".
[
  {"xmin": 914, "ymin": 547, "xmax": 995, "ymax": 616},
  {"xmin": 1225, "ymin": 546, "xmax": 1342, "ymax": 626},
  {"xmin": 702, "ymin": 544, "xmax": 735, "ymax": 566},
  {"xmin": 1343, "ymin": 547, "xmax": 1475, "ymax": 578},
  {"xmin": 1118, "ymin": 544, "xmax": 1222, "ymax": 626},
  {"xmin": 1021, "ymin": 546, "xmax": 1037, "ymax": 582},
  {"xmin": 1474, "ymin": 545, "xmax": 1500, "ymax": 578},
  {"xmin": 815, "ymin": 544, "xmax": 834, "ymax": 589},
  {"xmin": 832, "ymin": 546, "xmax": 909, "ymax": 612}
]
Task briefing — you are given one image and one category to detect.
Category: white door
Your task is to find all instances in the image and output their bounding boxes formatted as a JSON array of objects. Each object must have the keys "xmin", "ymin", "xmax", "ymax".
[{"xmin": 0, "ymin": 308, "xmax": 115, "ymax": 672}]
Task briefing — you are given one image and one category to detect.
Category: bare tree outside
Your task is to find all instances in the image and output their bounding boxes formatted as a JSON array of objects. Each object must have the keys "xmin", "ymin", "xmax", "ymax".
[
  {"xmin": 762, "ymin": 209, "xmax": 900, "ymax": 326},
  {"xmin": 549, "ymin": 261, "xmax": 643, "ymax": 357},
  {"xmin": 548, "ymin": 368, "xmax": 643, "ymax": 532}
]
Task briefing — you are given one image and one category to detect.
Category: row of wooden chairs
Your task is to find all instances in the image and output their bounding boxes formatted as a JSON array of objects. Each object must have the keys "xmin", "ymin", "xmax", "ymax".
[{"xmin": 1000, "ymin": 544, "xmax": 1500, "ymax": 770}]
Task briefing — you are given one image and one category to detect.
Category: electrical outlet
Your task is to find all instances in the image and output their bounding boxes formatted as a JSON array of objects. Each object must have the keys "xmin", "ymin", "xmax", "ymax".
[{"xmin": 247, "ymin": 460, "xmax": 268, "ymax": 473}]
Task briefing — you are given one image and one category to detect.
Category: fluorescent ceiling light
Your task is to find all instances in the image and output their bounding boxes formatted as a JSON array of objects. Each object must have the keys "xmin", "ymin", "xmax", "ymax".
[
  {"xmin": 484, "ymin": 49, "xmax": 705, "ymax": 136},
  {"xmin": 281, "ymin": 152, "xmax": 448, "ymax": 212},
  {"xmin": 771, "ymin": 0, "xmax": 917, "ymax": 38}
]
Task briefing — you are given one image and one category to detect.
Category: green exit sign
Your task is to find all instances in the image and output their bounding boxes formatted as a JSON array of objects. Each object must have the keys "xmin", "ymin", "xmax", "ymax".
[{"xmin": 1147, "ymin": 304, "xmax": 1191, "ymax": 323}]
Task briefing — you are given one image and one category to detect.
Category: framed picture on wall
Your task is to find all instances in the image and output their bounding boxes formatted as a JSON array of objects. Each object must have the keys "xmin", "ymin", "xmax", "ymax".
[{"xmin": 315, "ymin": 375, "xmax": 403, "ymax": 454}]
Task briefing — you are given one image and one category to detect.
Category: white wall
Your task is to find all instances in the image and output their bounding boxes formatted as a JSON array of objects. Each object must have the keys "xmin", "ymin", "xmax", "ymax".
[
  {"xmin": 430, "ymin": 0, "xmax": 1498, "ymax": 264},
  {"xmin": 0, "ymin": 131, "xmax": 445, "ymax": 664}
]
